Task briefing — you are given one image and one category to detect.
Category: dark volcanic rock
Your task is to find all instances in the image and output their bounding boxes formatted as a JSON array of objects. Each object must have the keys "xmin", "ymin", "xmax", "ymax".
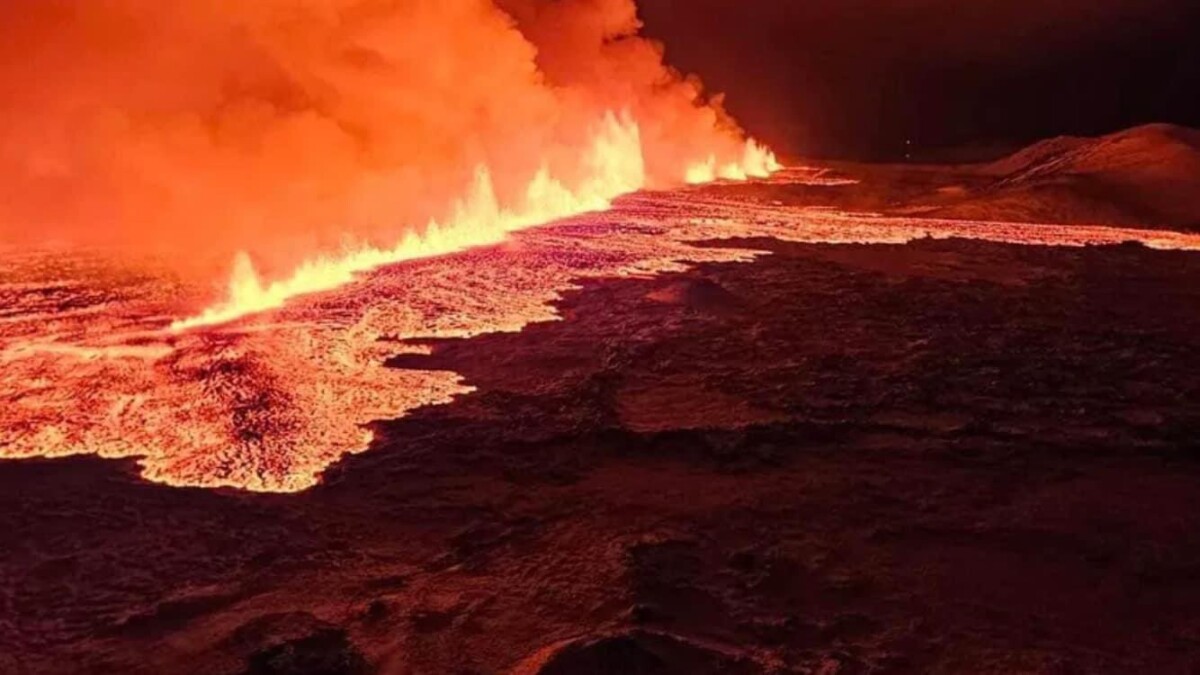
[
  {"xmin": 243, "ymin": 628, "xmax": 368, "ymax": 675},
  {"xmin": 721, "ymin": 124, "xmax": 1200, "ymax": 231},
  {"xmin": 645, "ymin": 277, "xmax": 743, "ymax": 315},
  {"xmin": 527, "ymin": 631, "xmax": 758, "ymax": 675},
  {"xmin": 934, "ymin": 124, "xmax": 1200, "ymax": 228}
]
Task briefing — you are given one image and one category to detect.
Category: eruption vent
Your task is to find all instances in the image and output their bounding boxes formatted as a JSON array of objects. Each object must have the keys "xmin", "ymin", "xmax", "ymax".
[{"xmin": 0, "ymin": 0, "xmax": 779, "ymax": 324}]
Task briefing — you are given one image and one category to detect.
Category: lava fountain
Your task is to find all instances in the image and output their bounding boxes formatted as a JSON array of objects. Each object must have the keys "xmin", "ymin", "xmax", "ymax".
[{"xmin": 172, "ymin": 116, "xmax": 779, "ymax": 331}]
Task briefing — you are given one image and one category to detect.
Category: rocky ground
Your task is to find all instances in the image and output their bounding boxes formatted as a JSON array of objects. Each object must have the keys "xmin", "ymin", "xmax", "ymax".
[
  {"xmin": 5, "ymin": 152, "xmax": 1200, "ymax": 673},
  {"xmin": 782, "ymin": 124, "xmax": 1200, "ymax": 231}
]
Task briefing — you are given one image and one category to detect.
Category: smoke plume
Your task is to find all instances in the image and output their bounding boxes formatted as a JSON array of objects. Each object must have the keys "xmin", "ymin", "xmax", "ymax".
[{"xmin": 0, "ymin": 0, "xmax": 771, "ymax": 287}]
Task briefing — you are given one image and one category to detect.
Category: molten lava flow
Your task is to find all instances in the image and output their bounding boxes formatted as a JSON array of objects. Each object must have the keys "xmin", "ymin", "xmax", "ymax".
[
  {"xmin": 5, "ymin": 169, "xmax": 1200, "ymax": 493},
  {"xmin": 0, "ymin": 0, "xmax": 797, "ymax": 492}
]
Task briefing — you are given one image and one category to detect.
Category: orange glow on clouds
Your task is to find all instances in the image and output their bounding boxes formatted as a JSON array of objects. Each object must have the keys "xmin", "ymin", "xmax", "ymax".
[{"xmin": 0, "ymin": 0, "xmax": 776, "ymax": 285}]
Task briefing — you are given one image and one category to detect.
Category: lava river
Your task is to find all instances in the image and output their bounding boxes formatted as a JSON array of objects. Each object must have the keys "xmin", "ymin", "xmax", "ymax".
[{"xmin": 4, "ymin": 169, "xmax": 1200, "ymax": 492}]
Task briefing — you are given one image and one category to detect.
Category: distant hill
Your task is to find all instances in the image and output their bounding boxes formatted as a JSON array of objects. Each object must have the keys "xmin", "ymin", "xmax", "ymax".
[{"xmin": 925, "ymin": 124, "xmax": 1200, "ymax": 229}]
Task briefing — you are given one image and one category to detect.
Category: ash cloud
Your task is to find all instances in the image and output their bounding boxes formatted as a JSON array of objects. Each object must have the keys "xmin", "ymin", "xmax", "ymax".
[{"xmin": 0, "ymin": 0, "xmax": 749, "ymax": 275}]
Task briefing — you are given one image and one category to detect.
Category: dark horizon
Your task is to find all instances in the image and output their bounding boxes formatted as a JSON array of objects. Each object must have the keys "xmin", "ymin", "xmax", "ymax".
[{"xmin": 641, "ymin": 0, "xmax": 1200, "ymax": 161}]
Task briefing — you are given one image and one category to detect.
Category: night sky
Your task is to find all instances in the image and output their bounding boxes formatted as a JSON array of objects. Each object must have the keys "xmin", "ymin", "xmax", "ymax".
[{"xmin": 640, "ymin": 0, "xmax": 1200, "ymax": 160}]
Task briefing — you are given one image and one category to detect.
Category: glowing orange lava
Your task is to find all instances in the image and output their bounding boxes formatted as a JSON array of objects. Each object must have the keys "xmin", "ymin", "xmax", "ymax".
[
  {"xmin": 5, "ymin": 169, "xmax": 1200, "ymax": 493},
  {"xmin": 173, "ymin": 116, "xmax": 780, "ymax": 331}
]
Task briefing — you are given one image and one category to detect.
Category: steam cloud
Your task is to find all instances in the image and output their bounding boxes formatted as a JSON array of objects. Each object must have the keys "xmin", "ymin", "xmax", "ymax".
[{"xmin": 0, "ymin": 0, "xmax": 762, "ymax": 279}]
